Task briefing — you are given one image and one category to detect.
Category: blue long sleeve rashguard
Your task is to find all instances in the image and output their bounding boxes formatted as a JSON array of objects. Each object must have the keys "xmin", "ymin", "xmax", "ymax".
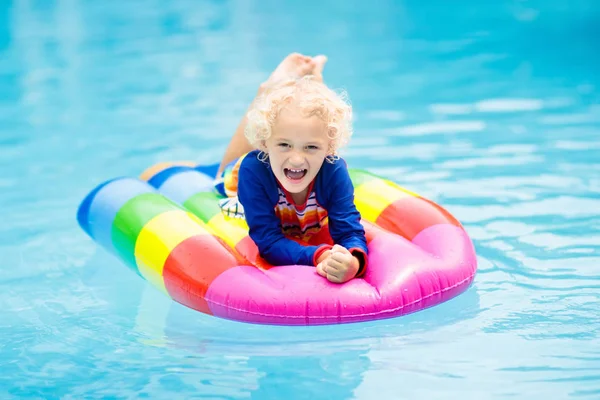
[{"xmin": 236, "ymin": 150, "xmax": 368, "ymax": 272}]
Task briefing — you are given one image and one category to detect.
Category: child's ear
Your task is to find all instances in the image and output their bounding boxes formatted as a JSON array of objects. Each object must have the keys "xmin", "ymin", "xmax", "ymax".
[{"xmin": 258, "ymin": 140, "xmax": 267, "ymax": 152}]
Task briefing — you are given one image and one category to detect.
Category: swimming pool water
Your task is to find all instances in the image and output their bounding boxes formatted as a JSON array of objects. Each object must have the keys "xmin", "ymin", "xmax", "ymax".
[{"xmin": 1, "ymin": 0, "xmax": 599, "ymax": 398}]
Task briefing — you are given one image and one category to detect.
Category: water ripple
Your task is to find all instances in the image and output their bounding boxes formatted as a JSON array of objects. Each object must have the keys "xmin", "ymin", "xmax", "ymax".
[{"xmin": 1, "ymin": 0, "xmax": 599, "ymax": 399}]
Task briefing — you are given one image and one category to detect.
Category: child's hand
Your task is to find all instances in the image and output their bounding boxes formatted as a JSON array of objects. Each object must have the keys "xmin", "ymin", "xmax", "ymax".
[{"xmin": 316, "ymin": 244, "xmax": 360, "ymax": 284}]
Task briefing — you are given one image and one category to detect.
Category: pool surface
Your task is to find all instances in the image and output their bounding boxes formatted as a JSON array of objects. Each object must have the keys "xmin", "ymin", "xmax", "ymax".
[{"xmin": 1, "ymin": 0, "xmax": 599, "ymax": 398}]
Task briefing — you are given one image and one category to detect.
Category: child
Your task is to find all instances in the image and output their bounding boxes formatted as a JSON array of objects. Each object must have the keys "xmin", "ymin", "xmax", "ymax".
[{"xmin": 215, "ymin": 53, "xmax": 367, "ymax": 284}]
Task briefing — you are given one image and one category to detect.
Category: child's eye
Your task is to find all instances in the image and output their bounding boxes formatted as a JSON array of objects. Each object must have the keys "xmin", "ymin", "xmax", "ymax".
[
  {"xmin": 277, "ymin": 143, "xmax": 290, "ymax": 148},
  {"xmin": 306, "ymin": 145, "xmax": 320, "ymax": 151}
]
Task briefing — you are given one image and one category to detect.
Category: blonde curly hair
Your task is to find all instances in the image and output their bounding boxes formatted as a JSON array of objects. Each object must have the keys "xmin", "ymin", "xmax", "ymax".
[{"xmin": 244, "ymin": 75, "xmax": 353, "ymax": 162}]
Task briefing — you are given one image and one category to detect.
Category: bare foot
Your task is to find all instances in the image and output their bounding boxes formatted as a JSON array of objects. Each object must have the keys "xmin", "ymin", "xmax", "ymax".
[
  {"xmin": 263, "ymin": 53, "xmax": 314, "ymax": 88},
  {"xmin": 311, "ymin": 55, "xmax": 328, "ymax": 82}
]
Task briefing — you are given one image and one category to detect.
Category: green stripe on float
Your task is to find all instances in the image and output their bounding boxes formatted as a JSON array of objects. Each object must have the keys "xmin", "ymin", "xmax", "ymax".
[
  {"xmin": 111, "ymin": 193, "xmax": 183, "ymax": 274},
  {"xmin": 348, "ymin": 168, "xmax": 379, "ymax": 189},
  {"xmin": 183, "ymin": 192, "xmax": 222, "ymax": 223}
]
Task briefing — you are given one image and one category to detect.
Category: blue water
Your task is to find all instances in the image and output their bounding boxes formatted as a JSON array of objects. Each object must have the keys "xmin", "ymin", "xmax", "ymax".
[{"xmin": 1, "ymin": 0, "xmax": 599, "ymax": 398}]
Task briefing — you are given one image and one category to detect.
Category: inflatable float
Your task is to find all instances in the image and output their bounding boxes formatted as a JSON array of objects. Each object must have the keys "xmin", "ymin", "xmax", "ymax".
[{"xmin": 76, "ymin": 162, "xmax": 477, "ymax": 325}]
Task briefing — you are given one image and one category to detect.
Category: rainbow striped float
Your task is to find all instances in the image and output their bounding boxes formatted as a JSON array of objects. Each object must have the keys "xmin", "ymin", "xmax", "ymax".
[{"xmin": 77, "ymin": 162, "xmax": 477, "ymax": 325}]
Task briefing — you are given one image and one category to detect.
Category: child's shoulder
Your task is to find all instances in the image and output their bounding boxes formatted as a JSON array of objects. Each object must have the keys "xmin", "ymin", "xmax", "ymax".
[
  {"xmin": 238, "ymin": 150, "xmax": 276, "ymax": 185},
  {"xmin": 239, "ymin": 150, "xmax": 267, "ymax": 172},
  {"xmin": 313, "ymin": 156, "xmax": 355, "ymax": 204},
  {"xmin": 317, "ymin": 156, "xmax": 349, "ymax": 180},
  {"xmin": 236, "ymin": 151, "xmax": 279, "ymax": 203}
]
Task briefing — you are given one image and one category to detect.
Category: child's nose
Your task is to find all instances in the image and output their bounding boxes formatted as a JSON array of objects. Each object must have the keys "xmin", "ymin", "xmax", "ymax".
[{"xmin": 289, "ymin": 152, "xmax": 304, "ymax": 166}]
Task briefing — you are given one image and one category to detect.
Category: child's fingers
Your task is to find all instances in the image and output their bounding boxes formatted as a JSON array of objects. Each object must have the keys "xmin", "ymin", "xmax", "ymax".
[
  {"xmin": 330, "ymin": 251, "xmax": 352, "ymax": 265},
  {"xmin": 319, "ymin": 256, "xmax": 354, "ymax": 283},
  {"xmin": 316, "ymin": 263, "xmax": 327, "ymax": 278},
  {"xmin": 331, "ymin": 244, "xmax": 343, "ymax": 252},
  {"xmin": 319, "ymin": 259, "xmax": 343, "ymax": 282},
  {"xmin": 324, "ymin": 257, "xmax": 345, "ymax": 272},
  {"xmin": 327, "ymin": 274, "xmax": 344, "ymax": 284},
  {"xmin": 331, "ymin": 244, "xmax": 349, "ymax": 254}
]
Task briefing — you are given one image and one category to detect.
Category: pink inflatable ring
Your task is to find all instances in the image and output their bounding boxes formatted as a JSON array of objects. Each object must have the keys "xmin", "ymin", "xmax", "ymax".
[{"xmin": 76, "ymin": 161, "xmax": 477, "ymax": 325}]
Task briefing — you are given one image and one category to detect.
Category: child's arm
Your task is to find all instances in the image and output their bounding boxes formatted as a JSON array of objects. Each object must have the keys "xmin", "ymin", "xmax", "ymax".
[
  {"xmin": 322, "ymin": 161, "xmax": 369, "ymax": 277},
  {"xmin": 237, "ymin": 158, "xmax": 330, "ymax": 267}
]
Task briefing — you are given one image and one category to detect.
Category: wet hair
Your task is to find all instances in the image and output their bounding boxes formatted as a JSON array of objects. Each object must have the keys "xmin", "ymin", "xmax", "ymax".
[{"xmin": 244, "ymin": 75, "xmax": 353, "ymax": 162}]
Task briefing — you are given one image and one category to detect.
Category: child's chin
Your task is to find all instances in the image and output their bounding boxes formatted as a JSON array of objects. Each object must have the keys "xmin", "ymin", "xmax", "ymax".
[
  {"xmin": 281, "ymin": 179, "xmax": 307, "ymax": 192},
  {"xmin": 284, "ymin": 183, "xmax": 306, "ymax": 193}
]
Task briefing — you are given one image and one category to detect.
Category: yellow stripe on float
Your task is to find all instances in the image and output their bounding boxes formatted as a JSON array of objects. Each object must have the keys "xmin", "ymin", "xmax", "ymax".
[
  {"xmin": 206, "ymin": 213, "xmax": 249, "ymax": 249},
  {"xmin": 134, "ymin": 210, "xmax": 210, "ymax": 294},
  {"xmin": 354, "ymin": 179, "xmax": 417, "ymax": 223},
  {"xmin": 136, "ymin": 259, "xmax": 169, "ymax": 295}
]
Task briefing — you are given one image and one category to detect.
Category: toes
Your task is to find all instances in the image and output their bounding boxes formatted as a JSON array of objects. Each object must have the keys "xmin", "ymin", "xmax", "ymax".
[
  {"xmin": 288, "ymin": 52, "xmax": 310, "ymax": 63},
  {"xmin": 299, "ymin": 62, "xmax": 313, "ymax": 75},
  {"xmin": 270, "ymin": 53, "xmax": 326, "ymax": 81},
  {"xmin": 313, "ymin": 55, "xmax": 328, "ymax": 71}
]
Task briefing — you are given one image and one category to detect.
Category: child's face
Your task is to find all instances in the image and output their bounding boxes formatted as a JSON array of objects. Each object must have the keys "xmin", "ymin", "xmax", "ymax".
[{"xmin": 264, "ymin": 105, "xmax": 329, "ymax": 197}]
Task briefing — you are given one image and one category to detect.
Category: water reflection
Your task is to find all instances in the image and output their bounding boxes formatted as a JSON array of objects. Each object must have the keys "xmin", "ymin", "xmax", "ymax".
[{"xmin": 73, "ymin": 248, "xmax": 480, "ymax": 398}]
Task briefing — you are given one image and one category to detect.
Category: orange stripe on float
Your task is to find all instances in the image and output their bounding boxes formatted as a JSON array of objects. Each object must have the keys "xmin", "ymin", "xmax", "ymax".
[
  {"xmin": 139, "ymin": 161, "xmax": 197, "ymax": 182},
  {"xmin": 354, "ymin": 179, "xmax": 416, "ymax": 224}
]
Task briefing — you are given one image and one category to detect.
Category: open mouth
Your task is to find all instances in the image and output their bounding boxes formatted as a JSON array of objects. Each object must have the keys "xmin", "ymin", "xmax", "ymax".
[{"xmin": 284, "ymin": 168, "xmax": 307, "ymax": 181}]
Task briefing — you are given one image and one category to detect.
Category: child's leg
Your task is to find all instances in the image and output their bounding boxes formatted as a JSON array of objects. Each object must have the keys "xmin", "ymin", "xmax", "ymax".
[
  {"xmin": 216, "ymin": 53, "xmax": 328, "ymax": 177},
  {"xmin": 215, "ymin": 105, "xmax": 255, "ymax": 178}
]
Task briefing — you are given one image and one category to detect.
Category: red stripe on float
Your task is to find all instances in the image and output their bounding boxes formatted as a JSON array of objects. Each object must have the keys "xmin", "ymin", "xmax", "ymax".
[
  {"xmin": 375, "ymin": 196, "xmax": 461, "ymax": 241},
  {"xmin": 235, "ymin": 236, "xmax": 273, "ymax": 270},
  {"xmin": 163, "ymin": 234, "xmax": 243, "ymax": 314},
  {"xmin": 234, "ymin": 225, "xmax": 336, "ymax": 270}
]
